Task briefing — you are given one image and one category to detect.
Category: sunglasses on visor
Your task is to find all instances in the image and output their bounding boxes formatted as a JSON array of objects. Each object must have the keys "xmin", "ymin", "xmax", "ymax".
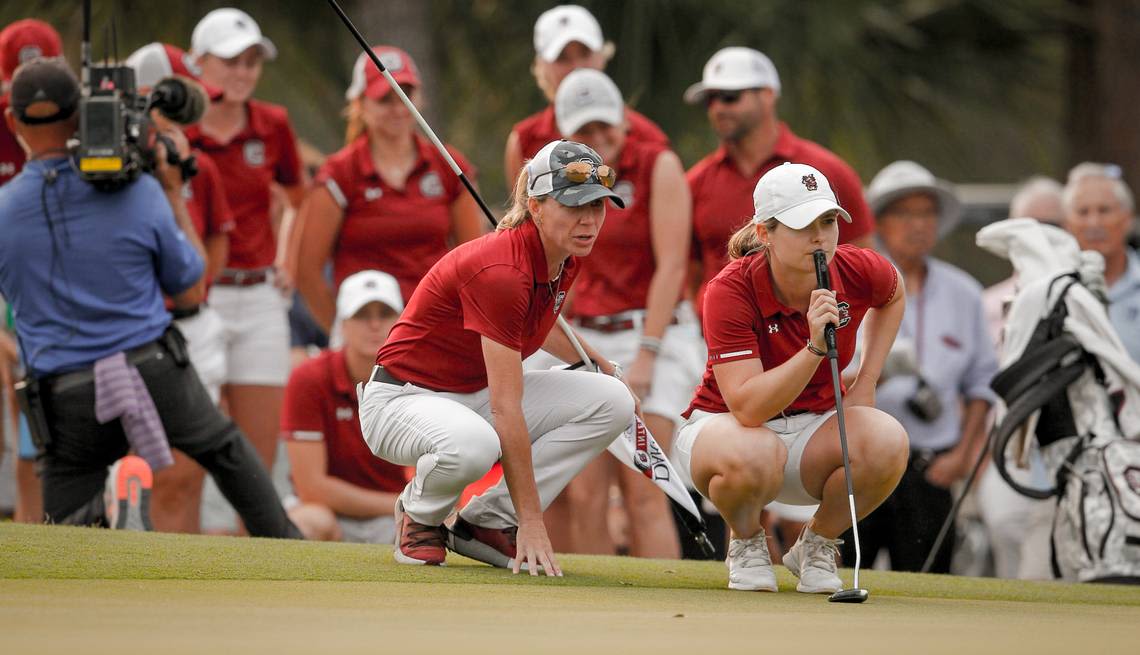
[{"xmin": 530, "ymin": 161, "xmax": 617, "ymax": 191}]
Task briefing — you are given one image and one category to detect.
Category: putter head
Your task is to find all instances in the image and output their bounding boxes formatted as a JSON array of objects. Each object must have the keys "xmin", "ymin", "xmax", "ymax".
[{"xmin": 828, "ymin": 588, "xmax": 869, "ymax": 604}]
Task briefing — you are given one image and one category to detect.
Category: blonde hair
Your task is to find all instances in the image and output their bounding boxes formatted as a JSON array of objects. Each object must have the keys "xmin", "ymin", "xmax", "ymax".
[
  {"xmin": 497, "ymin": 167, "xmax": 538, "ymax": 230},
  {"xmin": 343, "ymin": 99, "xmax": 365, "ymax": 146},
  {"xmin": 727, "ymin": 218, "xmax": 779, "ymax": 260}
]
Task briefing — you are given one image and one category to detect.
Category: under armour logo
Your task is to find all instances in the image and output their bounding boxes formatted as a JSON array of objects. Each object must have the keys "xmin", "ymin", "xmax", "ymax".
[
  {"xmin": 768, "ymin": 324, "xmax": 779, "ymax": 334},
  {"xmin": 802, "ymin": 174, "xmax": 818, "ymax": 191}
]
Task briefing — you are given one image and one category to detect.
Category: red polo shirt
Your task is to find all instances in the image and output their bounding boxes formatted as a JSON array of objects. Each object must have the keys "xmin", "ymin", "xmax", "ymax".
[
  {"xmin": 281, "ymin": 349, "xmax": 407, "ymax": 494},
  {"xmin": 378, "ymin": 219, "xmax": 579, "ymax": 393},
  {"xmin": 688, "ymin": 123, "xmax": 874, "ymax": 312},
  {"xmin": 512, "ymin": 105, "xmax": 668, "ymax": 162},
  {"xmin": 186, "ymin": 100, "xmax": 302, "ymax": 270},
  {"xmin": 572, "ymin": 139, "xmax": 668, "ymax": 317},
  {"xmin": 684, "ymin": 245, "xmax": 897, "ymax": 419},
  {"xmin": 185, "ymin": 151, "xmax": 235, "ymax": 243},
  {"xmin": 314, "ymin": 133, "xmax": 476, "ymax": 303},
  {"xmin": 0, "ymin": 95, "xmax": 25, "ymax": 187}
]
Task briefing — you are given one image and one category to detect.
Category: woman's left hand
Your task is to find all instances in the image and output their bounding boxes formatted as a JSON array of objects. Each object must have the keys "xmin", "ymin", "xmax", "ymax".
[
  {"xmin": 925, "ymin": 448, "xmax": 968, "ymax": 489},
  {"xmin": 625, "ymin": 350, "xmax": 656, "ymax": 403}
]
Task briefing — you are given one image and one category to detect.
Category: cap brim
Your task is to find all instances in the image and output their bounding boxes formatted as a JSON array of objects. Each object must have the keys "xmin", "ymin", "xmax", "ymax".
[
  {"xmin": 770, "ymin": 198, "xmax": 851, "ymax": 230},
  {"xmin": 870, "ymin": 184, "xmax": 961, "ymax": 237},
  {"xmin": 551, "ymin": 183, "xmax": 625, "ymax": 209},
  {"xmin": 362, "ymin": 74, "xmax": 417, "ymax": 100},
  {"xmin": 539, "ymin": 33, "xmax": 603, "ymax": 62},
  {"xmin": 557, "ymin": 105, "xmax": 623, "ymax": 137},
  {"xmin": 338, "ymin": 295, "xmax": 403, "ymax": 320},
  {"xmin": 206, "ymin": 35, "xmax": 277, "ymax": 61},
  {"xmin": 684, "ymin": 80, "xmax": 764, "ymax": 105}
]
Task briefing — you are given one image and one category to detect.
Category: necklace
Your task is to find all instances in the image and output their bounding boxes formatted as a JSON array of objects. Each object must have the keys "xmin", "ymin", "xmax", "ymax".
[{"xmin": 547, "ymin": 260, "xmax": 565, "ymax": 295}]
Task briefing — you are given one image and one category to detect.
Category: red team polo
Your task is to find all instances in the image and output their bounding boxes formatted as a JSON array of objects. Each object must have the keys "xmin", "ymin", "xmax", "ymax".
[
  {"xmin": 281, "ymin": 349, "xmax": 407, "ymax": 493},
  {"xmin": 314, "ymin": 133, "xmax": 476, "ymax": 302},
  {"xmin": 185, "ymin": 151, "xmax": 235, "ymax": 247},
  {"xmin": 512, "ymin": 105, "xmax": 668, "ymax": 161},
  {"xmin": 378, "ymin": 219, "xmax": 579, "ymax": 393},
  {"xmin": 684, "ymin": 245, "xmax": 897, "ymax": 419},
  {"xmin": 0, "ymin": 95, "xmax": 24, "ymax": 186},
  {"xmin": 688, "ymin": 123, "xmax": 874, "ymax": 309},
  {"xmin": 186, "ymin": 100, "xmax": 302, "ymax": 270},
  {"xmin": 572, "ymin": 139, "xmax": 667, "ymax": 317}
]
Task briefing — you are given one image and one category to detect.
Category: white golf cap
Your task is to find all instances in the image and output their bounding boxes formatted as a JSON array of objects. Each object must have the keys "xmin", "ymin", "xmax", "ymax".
[
  {"xmin": 684, "ymin": 46, "xmax": 780, "ymax": 105},
  {"xmin": 336, "ymin": 270, "xmax": 403, "ymax": 320},
  {"xmin": 533, "ymin": 5, "xmax": 604, "ymax": 63},
  {"xmin": 191, "ymin": 8, "xmax": 277, "ymax": 61},
  {"xmin": 866, "ymin": 160, "xmax": 961, "ymax": 237},
  {"xmin": 753, "ymin": 163, "xmax": 852, "ymax": 229},
  {"xmin": 554, "ymin": 68, "xmax": 624, "ymax": 136}
]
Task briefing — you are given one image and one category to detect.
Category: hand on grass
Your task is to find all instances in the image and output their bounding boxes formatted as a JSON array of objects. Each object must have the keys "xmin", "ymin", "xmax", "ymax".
[{"xmin": 514, "ymin": 519, "xmax": 562, "ymax": 577}]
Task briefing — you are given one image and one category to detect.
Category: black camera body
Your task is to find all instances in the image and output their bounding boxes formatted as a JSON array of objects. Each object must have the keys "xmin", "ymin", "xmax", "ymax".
[{"xmin": 907, "ymin": 376, "xmax": 944, "ymax": 423}]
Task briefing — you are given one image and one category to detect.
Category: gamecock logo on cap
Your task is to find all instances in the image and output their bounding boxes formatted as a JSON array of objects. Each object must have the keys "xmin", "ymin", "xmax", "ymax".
[{"xmin": 802, "ymin": 174, "xmax": 818, "ymax": 191}]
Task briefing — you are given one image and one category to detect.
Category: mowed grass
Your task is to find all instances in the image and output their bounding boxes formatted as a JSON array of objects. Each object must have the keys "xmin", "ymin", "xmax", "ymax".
[{"xmin": 1, "ymin": 523, "xmax": 1138, "ymax": 655}]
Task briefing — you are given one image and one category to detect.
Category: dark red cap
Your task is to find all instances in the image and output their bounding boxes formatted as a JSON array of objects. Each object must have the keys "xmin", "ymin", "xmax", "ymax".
[{"xmin": 0, "ymin": 19, "xmax": 63, "ymax": 82}]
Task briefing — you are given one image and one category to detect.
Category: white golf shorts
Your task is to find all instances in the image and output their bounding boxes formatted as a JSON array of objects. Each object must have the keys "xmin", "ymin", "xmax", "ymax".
[
  {"xmin": 174, "ymin": 304, "xmax": 227, "ymax": 405},
  {"xmin": 208, "ymin": 281, "xmax": 292, "ymax": 386}
]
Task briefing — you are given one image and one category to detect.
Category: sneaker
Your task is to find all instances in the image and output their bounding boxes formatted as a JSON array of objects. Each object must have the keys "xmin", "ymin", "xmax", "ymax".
[
  {"xmin": 782, "ymin": 528, "xmax": 843, "ymax": 593},
  {"xmin": 447, "ymin": 516, "xmax": 519, "ymax": 569},
  {"xmin": 105, "ymin": 455, "xmax": 153, "ymax": 531},
  {"xmin": 726, "ymin": 529, "xmax": 778, "ymax": 591},
  {"xmin": 393, "ymin": 502, "xmax": 447, "ymax": 566}
]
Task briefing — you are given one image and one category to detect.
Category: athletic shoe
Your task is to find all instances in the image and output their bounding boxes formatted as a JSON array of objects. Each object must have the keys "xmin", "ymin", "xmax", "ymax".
[
  {"xmin": 104, "ymin": 455, "xmax": 153, "ymax": 531},
  {"xmin": 782, "ymin": 528, "xmax": 843, "ymax": 593},
  {"xmin": 393, "ymin": 501, "xmax": 447, "ymax": 565},
  {"xmin": 726, "ymin": 529, "xmax": 778, "ymax": 591},
  {"xmin": 446, "ymin": 516, "xmax": 518, "ymax": 569}
]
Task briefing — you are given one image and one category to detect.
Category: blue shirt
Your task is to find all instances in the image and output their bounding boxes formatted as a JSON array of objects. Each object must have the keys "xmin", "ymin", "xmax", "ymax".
[
  {"xmin": 0, "ymin": 158, "xmax": 203, "ymax": 375},
  {"xmin": 877, "ymin": 258, "xmax": 1000, "ymax": 451},
  {"xmin": 1108, "ymin": 248, "xmax": 1140, "ymax": 364}
]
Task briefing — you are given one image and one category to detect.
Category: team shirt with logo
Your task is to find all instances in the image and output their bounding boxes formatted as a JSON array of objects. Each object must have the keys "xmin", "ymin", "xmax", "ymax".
[
  {"xmin": 512, "ymin": 105, "xmax": 668, "ymax": 162},
  {"xmin": 186, "ymin": 100, "xmax": 302, "ymax": 270},
  {"xmin": 313, "ymin": 133, "xmax": 475, "ymax": 302},
  {"xmin": 687, "ymin": 122, "xmax": 874, "ymax": 312},
  {"xmin": 684, "ymin": 244, "xmax": 897, "ymax": 419},
  {"xmin": 571, "ymin": 139, "xmax": 669, "ymax": 317},
  {"xmin": 281, "ymin": 349, "xmax": 407, "ymax": 493},
  {"xmin": 378, "ymin": 219, "xmax": 579, "ymax": 393},
  {"xmin": 0, "ymin": 95, "xmax": 25, "ymax": 187}
]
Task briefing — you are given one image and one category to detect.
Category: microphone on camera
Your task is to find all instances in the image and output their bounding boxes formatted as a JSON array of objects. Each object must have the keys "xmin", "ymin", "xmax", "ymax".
[
  {"xmin": 148, "ymin": 76, "xmax": 207, "ymax": 125},
  {"xmin": 812, "ymin": 249, "xmax": 838, "ymax": 359}
]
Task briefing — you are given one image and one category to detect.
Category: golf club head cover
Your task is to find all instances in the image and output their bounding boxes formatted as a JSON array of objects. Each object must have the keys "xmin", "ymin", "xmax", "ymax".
[{"xmin": 812, "ymin": 250, "xmax": 838, "ymax": 357}]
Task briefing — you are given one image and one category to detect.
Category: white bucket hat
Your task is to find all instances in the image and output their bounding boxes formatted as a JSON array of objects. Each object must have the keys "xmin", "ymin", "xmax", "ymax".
[
  {"xmin": 684, "ymin": 47, "xmax": 780, "ymax": 105},
  {"xmin": 867, "ymin": 160, "xmax": 961, "ymax": 237},
  {"xmin": 753, "ymin": 162, "xmax": 852, "ymax": 229}
]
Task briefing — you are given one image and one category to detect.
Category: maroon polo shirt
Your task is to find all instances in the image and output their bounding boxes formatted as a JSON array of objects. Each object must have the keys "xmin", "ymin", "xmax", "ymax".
[
  {"xmin": 186, "ymin": 99, "xmax": 302, "ymax": 270},
  {"xmin": 688, "ymin": 123, "xmax": 874, "ymax": 312},
  {"xmin": 281, "ymin": 349, "xmax": 408, "ymax": 494},
  {"xmin": 313, "ymin": 133, "xmax": 476, "ymax": 303},
  {"xmin": 0, "ymin": 95, "xmax": 25, "ymax": 186},
  {"xmin": 684, "ymin": 245, "xmax": 897, "ymax": 419},
  {"xmin": 185, "ymin": 151, "xmax": 235, "ymax": 243},
  {"xmin": 377, "ymin": 219, "xmax": 579, "ymax": 393},
  {"xmin": 512, "ymin": 105, "xmax": 668, "ymax": 162}
]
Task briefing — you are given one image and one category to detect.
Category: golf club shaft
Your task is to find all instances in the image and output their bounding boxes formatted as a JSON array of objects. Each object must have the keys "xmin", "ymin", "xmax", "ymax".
[
  {"xmin": 828, "ymin": 356, "xmax": 861, "ymax": 589},
  {"xmin": 327, "ymin": 0, "xmax": 597, "ymax": 373}
]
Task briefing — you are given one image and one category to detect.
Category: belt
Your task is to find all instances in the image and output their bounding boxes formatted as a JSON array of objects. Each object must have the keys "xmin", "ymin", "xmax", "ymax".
[
  {"xmin": 576, "ymin": 310, "xmax": 679, "ymax": 333},
  {"xmin": 44, "ymin": 340, "xmax": 166, "ymax": 395},
  {"xmin": 909, "ymin": 447, "xmax": 954, "ymax": 473},
  {"xmin": 215, "ymin": 268, "xmax": 271, "ymax": 287},
  {"xmin": 171, "ymin": 303, "xmax": 203, "ymax": 320},
  {"xmin": 767, "ymin": 407, "xmax": 813, "ymax": 422}
]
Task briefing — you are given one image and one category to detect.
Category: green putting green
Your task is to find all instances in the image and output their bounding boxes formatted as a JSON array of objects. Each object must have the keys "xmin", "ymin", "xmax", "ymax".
[{"xmin": 1, "ymin": 523, "xmax": 1137, "ymax": 654}]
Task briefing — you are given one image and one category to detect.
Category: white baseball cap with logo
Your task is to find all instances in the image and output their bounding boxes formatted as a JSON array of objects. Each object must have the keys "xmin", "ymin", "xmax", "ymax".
[
  {"xmin": 684, "ymin": 46, "xmax": 781, "ymax": 105},
  {"xmin": 753, "ymin": 163, "xmax": 852, "ymax": 229},
  {"xmin": 554, "ymin": 68, "xmax": 624, "ymax": 136},
  {"xmin": 336, "ymin": 270, "xmax": 404, "ymax": 320},
  {"xmin": 191, "ymin": 8, "xmax": 277, "ymax": 61},
  {"xmin": 533, "ymin": 5, "xmax": 604, "ymax": 62}
]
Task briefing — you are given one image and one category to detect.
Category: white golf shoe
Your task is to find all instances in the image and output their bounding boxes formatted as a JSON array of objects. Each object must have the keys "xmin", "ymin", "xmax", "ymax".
[
  {"xmin": 726, "ymin": 529, "xmax": 778, "ymax": 592},
  {"xmin": 782, "ymin": 528, "xmax": 843, "ymax": 593}
]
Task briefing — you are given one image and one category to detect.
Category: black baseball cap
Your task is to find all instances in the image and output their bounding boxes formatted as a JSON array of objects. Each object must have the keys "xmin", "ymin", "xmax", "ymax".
[{"xmin": 9, "ymin": 57, "xmax": 79, "ymax": 125}]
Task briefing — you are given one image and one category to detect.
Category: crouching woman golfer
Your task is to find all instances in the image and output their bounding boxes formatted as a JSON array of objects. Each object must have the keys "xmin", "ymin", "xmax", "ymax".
[
  {"xmin": 674, "ymin": 163, "xmax": 909, "ymax": 593},
  {"xmin": 359, "ymin": 140, "xmax": 633, "ymax": 575}
]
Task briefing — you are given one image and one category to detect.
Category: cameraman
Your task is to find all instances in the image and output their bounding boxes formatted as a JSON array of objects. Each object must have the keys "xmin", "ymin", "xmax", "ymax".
[{"xmin": 0, "ymin": 58, "xmax": 298, "ymax": 537}]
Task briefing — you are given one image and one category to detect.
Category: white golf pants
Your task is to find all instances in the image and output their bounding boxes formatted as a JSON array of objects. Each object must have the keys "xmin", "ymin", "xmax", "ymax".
[{"xmin": 358, "ymin": 368, "xmax": 634, "ymax": 528}]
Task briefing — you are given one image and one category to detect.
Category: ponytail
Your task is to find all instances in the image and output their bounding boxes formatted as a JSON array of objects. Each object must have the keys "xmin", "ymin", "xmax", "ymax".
[
  {"xmin": 343, "ymin": 99, "xmax": 365, "ymax": 147},
  {"xmin": 497, "ymin": 167, "xmax": 536, "ymax": 230},
  {"xmin": 726, "ymin": 218, "xmax": 778, "ymax": 260}
]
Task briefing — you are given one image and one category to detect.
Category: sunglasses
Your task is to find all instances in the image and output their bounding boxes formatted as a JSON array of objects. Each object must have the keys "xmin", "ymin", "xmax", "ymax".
[
  {"xmin": 531, "ymin": 161, "xmax": 617, "ymax": 191},
  {"xmin": 705, "ymin": 90, "xmax": 745, "ymax": 106}
]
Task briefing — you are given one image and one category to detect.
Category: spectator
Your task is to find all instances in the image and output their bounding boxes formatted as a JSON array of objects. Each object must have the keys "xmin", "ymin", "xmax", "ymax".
[
  {"xmin": 551, "ymin": 69, "xmax": 696, "ymax": 558},
  {"xmin": 125, "ymin": 42, "xmax": 235, "ymax": 534},
  {"xmin": 0, "ymin": 19, "xmax": 61, "ymax": 187},
  {"xmin": 283, "ymin": 270, "xmax": 408, "ymax": 542},
  {"xmin": 186, "ymin": 8, "xmax": 305, "ymax": 479},
  {"xmin": 686, "ymin": 47, "xmax": 875, "ymax": 316},
  {"xmin": 842, "ymin": 160, "xmax": 999, "ymax": 573},
  {"xmin": 295, "ymin": 45, "xmax": 483, "ymax": 333},
  {"xmin": 1061, "ymin": 163, "xmax": 1140, "ymax": 363},
  {"xmin": 503, "ymin": 4, "xmax": 668, "ymax": 186},
  {"xmin": 0, "ymin": 58, "xmax": 297, "ymax": 537}
]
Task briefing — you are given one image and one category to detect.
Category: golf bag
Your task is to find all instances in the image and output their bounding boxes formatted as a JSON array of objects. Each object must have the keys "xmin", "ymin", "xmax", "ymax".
[{"xmin": 978, "ymin": 219, "xmax": 1140, "ymax": 583}]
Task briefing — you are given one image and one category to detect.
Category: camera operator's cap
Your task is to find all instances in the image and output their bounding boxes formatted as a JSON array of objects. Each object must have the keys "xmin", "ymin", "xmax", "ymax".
[
  {"xmin": 527, "ymin": 139, "xmax": 625, "ymax": 209},
  {"xmin": 0, "ymin": 19, "xmax": 63, "ymax": 82},
  {"xmin": 554, "ymin": 69, "xmax": 624, "ymax": 137},
  {"xmin": 336, "ymin": 270, "xmax": 403, "ymax": 319},
  {"xmin": 191, "ymin": 8, "xmax": 277, "ymax": 61},
  {"xmin": 867, "ymin": 160, "xmax": 961, "ymax": 237},
  {"xmin": 9, "ymin": 57, "xmax": 78, "ymax": 125},
  {"xmin": 753, "ymin": 163, "xmax": 851, "ymax": 229},
  {"xmin": 684, "ymin": 47, "xmax": 781, "ymax": 105},
  {"xmin": 125, "ymin": 42, "xmax": 223, "ymax": 101},
  {"xmin": 344, "ymin": 46, "xmax": 421, "ymax": 101},
  {"xmin": 534, "ymin": 5, "xmax": 604, "ymax": 62}
]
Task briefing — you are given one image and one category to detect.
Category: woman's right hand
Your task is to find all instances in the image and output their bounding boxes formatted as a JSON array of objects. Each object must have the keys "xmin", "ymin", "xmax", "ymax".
[
  {"xmin": 514, "ymin": 517, "xmax": 562, "ymax": 577},
  {"xmin": 807, "ymin": 288, "xmax": 840, "ymax": 353}
]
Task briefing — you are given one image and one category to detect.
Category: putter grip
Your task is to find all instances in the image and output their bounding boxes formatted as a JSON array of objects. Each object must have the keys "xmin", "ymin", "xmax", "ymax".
[{"xmin": 812, "ymin": 250, "xmax": 838, "ymax": 357}]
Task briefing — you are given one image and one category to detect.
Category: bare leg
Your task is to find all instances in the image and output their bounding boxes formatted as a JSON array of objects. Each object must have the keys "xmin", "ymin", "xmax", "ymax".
[
  {"xmin": 542, "ymin": 491, "xmax": 575, "ymax": 552},
  {"xmin": 223, "ymin": 384, "xmax": 284, "ymax": 469},
  {"xmin": 565, "ymin": 455, "xmax": 617, "ymax": 554},
  {"xmin": 151, "ymin": 450, "xmax": 206, "ymax": 533},
  {"xmin": 15, "ymin": 459, "xmax": 42, "ymax": 523}
]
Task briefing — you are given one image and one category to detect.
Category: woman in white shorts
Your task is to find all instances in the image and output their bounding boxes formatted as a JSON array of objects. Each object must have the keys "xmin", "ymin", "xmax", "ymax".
[{"xmin": 674, "ymin": 163, "xmax": 909, "ymax": 593}]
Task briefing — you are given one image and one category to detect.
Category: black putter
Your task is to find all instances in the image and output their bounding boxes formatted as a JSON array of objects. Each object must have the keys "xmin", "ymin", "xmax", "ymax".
[{"xmin": 813, "ymin": 250, "xmax": 869, "ymax": 604}]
